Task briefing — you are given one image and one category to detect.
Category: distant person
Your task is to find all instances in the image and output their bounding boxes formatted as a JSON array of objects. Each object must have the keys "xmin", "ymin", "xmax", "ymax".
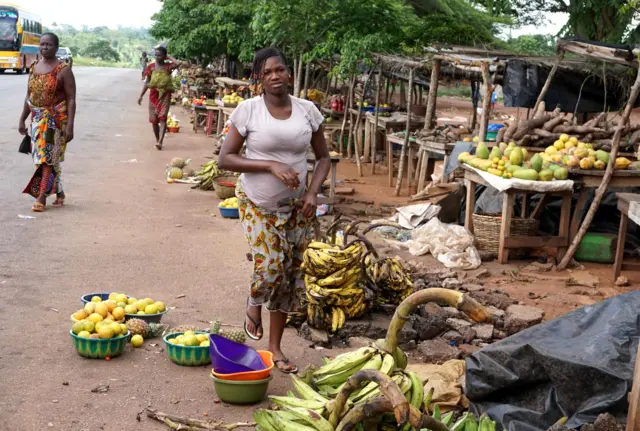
[
  {"xmin": 138, "ymin": 46, "xmax": 179, "ymax": 150},
  {"xmin": 140, "ymin": 51, "xmax": 148, "ymax": 80},
  {"xmin": 18, "ymin": 32, "xmax": 76, "ymax": 212},
  {"xmin": 218, "ymin": 47, "xmax": 330, "ymax": 374}
]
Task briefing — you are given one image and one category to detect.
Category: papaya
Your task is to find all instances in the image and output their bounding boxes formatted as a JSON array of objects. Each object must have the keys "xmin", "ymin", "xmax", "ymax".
[
  {"xmin": 530, "ymin": 154, "xmax": 543, "ymax": 172},
  {"xmin": 595, "ymin": 150, "xmax": 610, "ymax": 164},
  {"xmin": 513, "ymin": 169, "xmax": 539, "ymax": 181},
  {"xmin": 594, "ymin": 160, "xmax": 606, "ymax": 170},
  {"xmin": 476, "ymin": 142, "xmax": 490, "ymax": 160},
  {"xmin": 499, "ymin": 142, "xmax": 508, "ymax": 153},
  {"xmin": 579, "ymin": 158, "xmax": 593, "ymax": 170},
  {"xmin": 489, "ymin": 146, "xmax": 502, "ymax": 161},
  {"xmin": 509, "ymin": 147, "xmax": 524, "ymax": 166},
  {"xmin": 476, "ymin": 159, "xmax": 493, "ymax": 171},
  {"xmin": 548, "ymin": 163, "xmax": 560, "ymax": 172},
  {"xmin": 554, "ymin": 167, "xmax": 568, "ymax": 180},
  {"xmin": 521, "ymin": 148, "xmax": 529, "ymax": 161},
  {"xmin": 538, "ymin": 169, "xmax": 553, "ymax": 181},
  {"xmin": 615, "ymin": 157, "xmax": 631, "ymax": 169},
  {"xmin": 458, "ymin": 151, "xmax": 471, "ymax": 162},
  {"xmin": 506, "ymin": 165, "xmax": 522, "ymax": 174}
]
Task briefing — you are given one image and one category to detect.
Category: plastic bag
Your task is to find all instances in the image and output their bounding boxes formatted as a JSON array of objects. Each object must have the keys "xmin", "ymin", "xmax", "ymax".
[{"xmin": 406, "ymin": 218, "xmax": 481, "ymax": 269}]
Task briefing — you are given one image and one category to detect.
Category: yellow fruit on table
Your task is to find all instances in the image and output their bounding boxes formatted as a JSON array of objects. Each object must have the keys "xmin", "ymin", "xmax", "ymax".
[
  {"xmin": 553, "ymin": 140, "xmax": 565, "ymax": 151},
  {"xmin": 84, "ymin": 302, "xmax": 96, "ymax": 314},
  {"xmin": 116, "ymin": 294, "xmax": 128, "ymax": 304},
  {"xmin": 579, "ymin": 158, "xmax": 594, "ymax": 169},
  {"xmin": 145, "ymin": 304, "xmax": 159, "ymax": 315},
  {"xmin": 110, "ymin": 322, "xmax": 122, "ymax": 336},
  {"xmin": 120, "ymin": 324, "xmax": 128, "ymax": 334},
  {"xmin": 577, "ymin": 142, "xmax": 586, "ymax": 148},
  {"xmin": 108, "ymin": 292, "xmax": 119, "ymax": 301},
  {"xmin": 116, "ymin": 302, "xmax": 127, "ymax": 309},
  {"xmin": 72, "ymin": 322, "xmax": 85, "ymax": 335},
  {"xmin": 155, "ymin": 301, "xmax": 166, "ymax": 312},
  {"xmin": 568, "ymin": 136, "xmax": 578, "ymax": 145},
  {"xmin": 88, "ymin": 313, "xmax": 104, "ymax": 324},
  {"xmin": 184, "ymin": 330, "xmax": 195, "ymax": 337},
  {"xmin": 104, "ymin": 300, "xmax": 117, "ymax": 313},
  {"xmin": 131, "ymin": 334, "xmax": 144, "ymax": 348},
  {"xmin": 200, "ymin": 340, "xmax": 210, "ymax": 347},
  {"xmin": 83, "ymin": 321, "xmax": 95, "ymax": 333},
  {"xmin": 615, "ymin": 157, "xmax": 632, "ymax": 169},
  {"xmin": 112, "ymin": 307, "xmax": 125, "ymax": 321},
  {"xmin": 124, "ymin": 304, "xmax": 138, "ymax": 314},
  {"xmin": 196, "ymin": 334, "xmax": 208, "ymax": 343},
  {"xmin": 91, "ymin": 296, "xmax": 102, "ymax": 303},
  {"xmin": 143, "ymin": 298, "xmax": 154, "ymax": 306},
  {"xmin": 183, "ymin": 334, "xmax": 200, "ymax": 346},
  {"xmin": 127, "ymin": 297, "xmax": 137, "ymax": 305},
  {"xmin": 95, "ymin": 302, "xmax": 109, "ymax": 318},
  {"xmin": 98, "ymin": 326, "xmax": 115, "ymax": 339},
  {"xmin": 135, "ymin": 300, "xmax": 147, "ymax": 311},
  {"xmin": 559, "ymin": 134, "xmax": 570, "ymax": 143},
  {"xmin": 73, "ymin": 310, "xmax": 89, "ymax": 321},
  {"xmin": 545, "ymin": 146, "xmax": 558, "ymax": 155},
  {"xmin": 78, "ymin": 331, "xmax": 91, "ymax": 338}
]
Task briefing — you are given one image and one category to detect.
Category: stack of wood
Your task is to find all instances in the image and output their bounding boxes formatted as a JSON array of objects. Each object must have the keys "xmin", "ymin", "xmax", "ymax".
[
  {"xmin": 417, "ymin": 125, "xmax": 472, "ymax": 143},
  {"xmin": 179, "ymin": 65, "xmax": 217, "ymax": 88},
  {"xmin": 499, "ymin": 103, "xmax": 640, "ymax": 151}
]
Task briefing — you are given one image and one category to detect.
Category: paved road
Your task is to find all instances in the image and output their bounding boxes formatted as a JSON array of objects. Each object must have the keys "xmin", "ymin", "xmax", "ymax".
[{"xmin": 0, "ymin": 67, "xmax": 322, "ymax": 430}]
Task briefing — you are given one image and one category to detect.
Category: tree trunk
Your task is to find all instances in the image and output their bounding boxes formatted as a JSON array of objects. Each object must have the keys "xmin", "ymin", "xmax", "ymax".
[
  {"xmin": 424, "ymin": 59, "xmax": 441, "ymax": 130},
  {"xmin": 352, "ymin": 71, "xmax": 374, "ymax": 177},
  {"xmin": 324, "ymin": 59, "xmax": 333, "ymax": 95},
  {"xmin": 533, "ymin": 52, "xmax": 564, "ymax": 115},
  {"xmin": 385, "ymin": 75, "xmax": 391, "ymax": 104},
  {"xmin": 296, "ymin": 53, "xmax": 304, "ymax": 97},
  {"xmin": 557, "ymin": 63, "xmax": 640, "ymax": 270},
  {"xmin": 478, "ymin": 62, "xmax": 491, "ymax": 144},
  {"xmin": 340, "ymin": 76, "xmax": 355, "ymax": 158},
  {"xmin": 293, "ymin": 55, "xmax": 299, "ymax": 96},
  {"xmin": 395, "ymin": 68, "xmax": 414, "ymax": 196},
  {"xmin": 302, "ymin": 59, "xmax": 311, "ymax": 100},
  {"xmin": 372, "ymin": 66, "xmax": 382, "ymax": 174}
]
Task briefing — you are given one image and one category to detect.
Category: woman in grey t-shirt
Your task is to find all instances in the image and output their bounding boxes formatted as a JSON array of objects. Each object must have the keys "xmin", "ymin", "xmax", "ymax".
[{"xmin": 219, "ymin": 48, "xmax": 330, "ymax": 374}]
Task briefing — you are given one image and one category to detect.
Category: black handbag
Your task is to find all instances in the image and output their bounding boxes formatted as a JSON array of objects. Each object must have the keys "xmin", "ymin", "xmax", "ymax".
[{"xmin": 19, "ymin": 134, "xmax": 31, "ymax": 154}]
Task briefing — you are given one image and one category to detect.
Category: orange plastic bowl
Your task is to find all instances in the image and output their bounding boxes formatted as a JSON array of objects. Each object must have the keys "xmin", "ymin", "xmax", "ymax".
[{"xmin": 211, "ymin": 350, "xmax": 273, "ymax": 381}]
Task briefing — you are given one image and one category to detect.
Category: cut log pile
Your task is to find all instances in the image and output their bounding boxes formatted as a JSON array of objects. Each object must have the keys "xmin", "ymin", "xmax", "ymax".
[
  {"xmin": 500, "ymin": 104, "xmax": 640, "ymax": 152},
  {"xmin": 416, "ymin": 125, "xmax": 472, "ymax": 144}
]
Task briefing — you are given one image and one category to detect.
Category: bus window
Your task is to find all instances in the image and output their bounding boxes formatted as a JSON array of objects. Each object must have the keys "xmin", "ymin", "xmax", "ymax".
[{"xmin": 0, "ymin": 10, "xmax": 18, "ymax": 49}]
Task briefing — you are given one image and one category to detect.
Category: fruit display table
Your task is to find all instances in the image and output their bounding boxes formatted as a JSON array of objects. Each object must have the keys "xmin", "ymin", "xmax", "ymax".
[
  {"xmin": 192, "ymin": 104, "xmax": 220, "ymax": 136},
  {"xmin": 463, "ymin": 165, "xmax": 573, "ymax": 263},
  {"xmin": 386, "ymin": 134, "xmax": 421, "ymax": 194},
  {"xmin": 612, "ymin": 193, "xmax": 640, "ymax": 280},
  {"xmin": 364, "ymin": 111, "xmax": 424, "ymax": 171}
]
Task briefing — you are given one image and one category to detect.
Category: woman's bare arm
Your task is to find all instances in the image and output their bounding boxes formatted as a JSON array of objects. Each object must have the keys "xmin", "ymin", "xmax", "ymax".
[{"xmin": 62, "ymin": 66, "xmax": 77, "ymax": 142}]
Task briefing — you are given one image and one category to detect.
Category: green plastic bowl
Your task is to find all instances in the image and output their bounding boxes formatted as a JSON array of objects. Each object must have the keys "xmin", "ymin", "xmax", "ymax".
[
  {"xmin": 70, "ymin": 329, "xmax": 130, "ymax": 359},
  {"xmin": 209, "ymin": 374, "xmax": 273, "ymax": 404},
  {"xmin": 163, "ymin": 331, "xmax": 211, "ymax": 366}
]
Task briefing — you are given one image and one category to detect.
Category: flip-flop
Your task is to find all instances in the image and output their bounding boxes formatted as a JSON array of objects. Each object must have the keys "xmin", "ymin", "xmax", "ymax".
[
  {"xmin": 52, "ymin": 198, "xmax": 65, "ymax": 208},
  {"xmin": 274, "ymin": 359, "xmax": 298, "ymax": 374},
  {"xmin": 244, "ymin": 299, "xmax": 263, "ymax": 341},
  {"xmin": 31, "ymin": 202, "xmax": 45, "ymax": 212}
]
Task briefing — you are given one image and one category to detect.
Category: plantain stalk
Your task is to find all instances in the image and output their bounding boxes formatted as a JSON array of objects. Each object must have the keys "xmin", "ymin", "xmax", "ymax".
[
  {"xmin": 329, "ymin": 369, "xmax": 409, "ymax": 428},
  {"xmin": 377, "ymin": 288, "xmax": 492, "ymax": 354},
  {"xmin": 335, "ymin": 399, "xmax": 449, "ymax": 431}
]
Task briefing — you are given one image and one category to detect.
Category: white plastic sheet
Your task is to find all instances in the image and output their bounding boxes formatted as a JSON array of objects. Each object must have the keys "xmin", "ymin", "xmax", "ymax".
[
  {"xmin": 407, "ymin": 218, "xmax": 481, "ymax": 270},
  {"xmin": 466, "ymin": 166, "xmax": 574, "ymax": 193},
  {"xmin": 391, "ymin": 203, "xmax": 441, "ymax": 229}
]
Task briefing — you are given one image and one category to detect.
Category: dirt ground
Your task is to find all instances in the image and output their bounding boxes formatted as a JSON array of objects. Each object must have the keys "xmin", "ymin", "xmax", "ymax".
[{"xmin": 0, "ymin": 70, "xmax": 636, "ymax": 430}]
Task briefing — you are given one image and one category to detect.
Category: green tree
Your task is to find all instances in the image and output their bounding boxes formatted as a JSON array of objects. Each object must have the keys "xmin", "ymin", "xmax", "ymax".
[
  {"xmin": 83, "ymin": 39, "xmax": 121, "ymax": 61},
  {"xmin": 504, "ymin": 34, "xmax": 556, "ymax": 55}
]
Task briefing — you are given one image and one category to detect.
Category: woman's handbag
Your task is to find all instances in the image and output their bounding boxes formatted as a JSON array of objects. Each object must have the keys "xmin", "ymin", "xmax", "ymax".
[{"xmin": 19, "ymin": 134, "xmax": 31, "ymax": 154}]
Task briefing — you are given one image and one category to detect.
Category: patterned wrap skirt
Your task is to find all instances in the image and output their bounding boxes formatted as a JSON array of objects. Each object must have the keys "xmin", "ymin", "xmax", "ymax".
[{"xmin": 236, "ymin": 182, "xmax": 314, "ymax": 313}]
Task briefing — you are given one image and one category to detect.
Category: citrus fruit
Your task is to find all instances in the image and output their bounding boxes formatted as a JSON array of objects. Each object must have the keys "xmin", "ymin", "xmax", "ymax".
[
  {"xmin": 112, "ymin": 307, "xmax": 125, "ymax": 321},
  {"xmin": 108, "ymin": 292, "xmax": 119, "ymax": 301},
  {"xmin": 131, "ymin": 334, "xmax": 144, "ymax": 348},
  {"xmin": 88, "ymin": 313, "xmax": 104, "ymax": 324},
  {"xmin": 184, "ymin": 330, "xmax": 195, "ymax": 337},
  {"xmin": 135, "ymin": 300, "xmax": 146, "ymax": 311},
  {"xmin": 116, "ymin": 302, "xmax": 127, "ymax": 309},
  {"xmin": 120, "ymin": 324, "xmax": 128, "ymax": 335},
  {"xmin": 143, "ymin": 298, "xmax": 154, "ymax": 306},
  {"xmin": 183, "ymin": 334, "xmax": 199, "ymax": 346},
  {"xmin": 127, "ymin": 297, "xmax": 137, "ymax": 305},
  {"xmin": 72, "ymin": 322, "xmax": 84, "ymax": 335},
  {"xmin": 104, "ymin": 300, "xmax": 117, "ymax": 313},
  {"xmin": 196, "ymin": 334, "xmax": 208, "ymax": 343},
  {"xmin": 95, "ymin": 321, "xmax": 108, "ymax": 331},
  {"xmin": 91, "ymin": 296, "xmax": 102, "ymax": 302},
  {"xmin": 78, "ymin": 331, "xmax": 91, "ymax": 338},
  {"xmin": 155, "ymin": 301, "xmax": 166, "ymax": 312},
  {"xmin": 83, "ymin": 321, "xmax": 95, "ymax": 332},
  {"xmin": 84, "ymin": 302, "xmax": 96, "ymax": 314},
  {"xmin": 199, "ymin": 340, "xmax": 210, "ymax": 347},
  {"xmin": 73, "ymin": 310, "xmax": 89, "ymax": 320},
  {"xmin": 144, "ymin": 304, "xmax": 158, "ymax": 315},
  {"xmin": 124, "ymin": 304, "xmax": 137, "ymax": 314},
  {"xmin": 98, "ymin": 326, "xmax": 115, "ymax": 339},
  {"xmin": 95, "ymin": 303, "xmax": 108, "ymax": 318},
  {"xmin": 116, "ymin": 294, "xmax": 128, "ymax": 304},
  {"xmin": 168, "ymin": 338, "xmax": 177, "ymax": 345},
  {"xmin": 137, "ymin": 311, "xmax": 146, "ymax": 315},
  {"xmin": 110, "ymin": 322, "xmax": 122, "ymax": 336}
]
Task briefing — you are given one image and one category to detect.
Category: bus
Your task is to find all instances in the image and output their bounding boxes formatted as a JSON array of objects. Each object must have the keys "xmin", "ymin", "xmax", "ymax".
[{"xmin": 0, "ymin": 2, "xmax": 41, "ymax": 74}]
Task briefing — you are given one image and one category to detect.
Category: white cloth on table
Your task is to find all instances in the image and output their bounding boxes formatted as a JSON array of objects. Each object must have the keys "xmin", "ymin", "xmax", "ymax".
[{"xmin": 466, "ymin": 166, "xmax": 574, "ymax": 193}]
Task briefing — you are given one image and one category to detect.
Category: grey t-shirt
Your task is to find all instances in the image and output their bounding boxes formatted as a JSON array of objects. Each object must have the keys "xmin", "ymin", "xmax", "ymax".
[{"xmin": 229, "ymin": 96, "xmax": 324, "ymax": 211}]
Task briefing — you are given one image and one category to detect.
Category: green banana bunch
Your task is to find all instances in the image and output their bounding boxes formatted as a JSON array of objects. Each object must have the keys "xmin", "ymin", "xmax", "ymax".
[
  {"xmin": 194, "ymin": 160, "xmax": 224, "ymax": 190},
  {"xmin": 364, "ymin": 254, "xmax": 414, "ymax": 307}
]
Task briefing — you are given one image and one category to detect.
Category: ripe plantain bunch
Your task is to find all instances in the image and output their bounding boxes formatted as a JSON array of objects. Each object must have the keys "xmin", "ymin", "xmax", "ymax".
[
  {"xmin": 363, "ymin": 253, "xmax": 414, "ymax": 307},
  {"xmin": 194, "ymin": 160, "xmax": 221, "ymax": 190},
  {"xmin": 302, "ymin": 241, "xmax": 367, "ymax": 333}
]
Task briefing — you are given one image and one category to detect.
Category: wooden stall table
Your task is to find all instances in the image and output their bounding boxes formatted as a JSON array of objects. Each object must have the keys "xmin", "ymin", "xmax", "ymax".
[
  {"xmin": 191, "ymin": 105, "xmax": 221, "ymax": 136},
  {"xmin": 463, "ymin": 165, "xmax": 572, "ymax": 264},
  {"xmin": 386, "ymin": 134, "xmax": 421, "ymax": 193},
  {"xmin": 613, "ymin": 193, "xmax": 640, "ymax": 281},
  {"xmin": 364, "ymin": 112, "xmax": 424, "ymax": 172},
  {"xmin": 307, "ymin": 153, "xmax": 341, "ymax": 214},
  {"xmin": 322, "ymin": 120, "xmax": 350, "ymax": 150}
]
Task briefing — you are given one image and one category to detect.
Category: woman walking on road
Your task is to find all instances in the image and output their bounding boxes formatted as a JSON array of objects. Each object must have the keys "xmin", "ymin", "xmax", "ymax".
[
  {"xmin": 18, "ymin": 32, "xmax": 76, "ymax": 212},
  {"xmin": 219, "ymin": 47, "xmax": 330, "ymax": 374},
  {"xmin": 138, "ymin": 46, "xmax": 179, "ymax": 150}
]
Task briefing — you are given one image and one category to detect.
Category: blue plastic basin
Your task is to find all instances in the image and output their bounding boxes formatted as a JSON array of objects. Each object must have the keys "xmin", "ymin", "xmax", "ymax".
[{"xmin": 209, "ymin": 334, "xmax": 267, "ymax": 374}]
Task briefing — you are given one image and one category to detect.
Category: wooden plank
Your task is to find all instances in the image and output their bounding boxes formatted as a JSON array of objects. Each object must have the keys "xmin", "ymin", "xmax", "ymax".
[
  {"xmin": 570, "ymin": 188, "xmax": 589, "ymax": 241},
  {"xmin": 407, "ymin": 144, "xmax": 414, "ymax": 191},
  {"xmin": 478, "ymin": 62, "xmax": 491, "ymax": 144},
  {"xmin": 531, "ymin": 194, "xmax": 551, "ymax": 219},
  {"xmin": 499, "ymin": 192, "xmax": 516, "ymax": 264},
  {"xmin": 395, "ymin": 68, "xmax": 414, "ymax": 196},
  {"xmin": 417, "ymin": 149, "xmax": 430, "ymax": 191},
  {"xmin": 625, "ymin": 343, "xmax": 640, "ymax": 431},
  {"xmin": 388, "ymin": 138, "xmax": 394, "ymax": 187},
  {"xmin": 503, "ymin": 236, "xmax": 569, "ymax": 249},
  {"xmin": 558, "ymin": 39, "xmax": 638, "ymax": 67},
  {"xmin": 557, "ymin": 194, "xmax": 572, "ymax": 260},
  {"xmin": 424, "ymin": 59, "xmax": 441, "ymax": 131},
  {"xmin": 363, "ymin": 117, "xmax": 372, "ymax": 163},
  {"xmin": 521, "ymin": 193, "xmax": 528, "ymax": 218},
  {"xmin": 614, "ymin": 213, "xmax": 628, "ymax": 281},
  {"xmin": 464, "ymin": 179, "xmax": 476, "ymax": 233},
  {"xmin": 622, "ymin": 262, "xmax": 640, "ymax": 271}
]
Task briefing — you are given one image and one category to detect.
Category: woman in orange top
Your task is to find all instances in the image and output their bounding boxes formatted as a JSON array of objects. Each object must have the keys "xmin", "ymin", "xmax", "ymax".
[{"xmin": 18, "ymin": 32, "xmax": 76, "ymax": 212}]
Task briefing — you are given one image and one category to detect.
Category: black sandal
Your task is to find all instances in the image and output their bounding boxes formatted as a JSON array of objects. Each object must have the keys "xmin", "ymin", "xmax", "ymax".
[
  {"xmin": 244, "ymin": 299, "xmax": 263, "ymax": 341},
  {"xmin": 274, "ymin": 359, "xmax": 298, "ymax": 374}
]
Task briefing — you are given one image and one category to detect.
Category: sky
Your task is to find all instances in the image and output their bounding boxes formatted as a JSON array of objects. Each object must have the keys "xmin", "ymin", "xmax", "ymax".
[{"xmin": 16, "ymin": 0, "xmax": 162, "ymax": 28}]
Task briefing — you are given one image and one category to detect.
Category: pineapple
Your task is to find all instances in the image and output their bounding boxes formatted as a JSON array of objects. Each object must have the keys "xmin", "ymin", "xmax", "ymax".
[
  {"xmin": 220, "ymin": 329, "xmax": 246, "ymax": 344},
  {"xmin": 170, "ymin": 157, "xmax": 190, "ymax": 169},
  {"xmin": 171, "ymin": 324, "xmax": 200, "ymax": 333},
  {"xmin": 210, "ymin": 319, "xmax": 222, "ymax": 335},
  {"xmin": 126, "ymin": 318, "xmax": 149, "ymax": 338},
  {"xmin": 148, "ymin": 323, "xmax": 168, "ymax": 338},
  {"xmin": 168, "ymin": 167, "xmax": 184, "ymax": 180}
]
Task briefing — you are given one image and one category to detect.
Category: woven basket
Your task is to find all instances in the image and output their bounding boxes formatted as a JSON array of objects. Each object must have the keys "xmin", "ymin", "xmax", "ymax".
[
  {"xmin": 472, "ymin": 213, "xmax": 539, "ymax": 259},
  {"xmin": 213, "ymin": 175, "xmax": 238, "ymax": 199}
]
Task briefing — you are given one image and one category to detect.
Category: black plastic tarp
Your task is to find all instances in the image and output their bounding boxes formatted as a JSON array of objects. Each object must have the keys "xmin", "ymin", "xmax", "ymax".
[
  {"xmin": 502, "ymin": 58, "xmax": 640, "ymax": 113},
  {"xmin": 466, "ymin": 292, "xmax": 640, "ymax": 431}
]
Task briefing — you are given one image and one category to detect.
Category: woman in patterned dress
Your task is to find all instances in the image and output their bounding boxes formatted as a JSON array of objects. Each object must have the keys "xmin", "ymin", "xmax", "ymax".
[
  {"xmin": 219, "ymin": 47, "xmax": 330, "ymax": 373},
  {"xmin": 138, "ymin": 46, "xmax": 179, "ymax": 150},
  {"xmin": 18, "ymin": 32, "xmax": 76, "ymax": 212}
]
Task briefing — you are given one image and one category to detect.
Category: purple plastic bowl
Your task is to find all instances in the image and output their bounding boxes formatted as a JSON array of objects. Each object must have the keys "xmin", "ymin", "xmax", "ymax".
[{"xmin": 209, "ymin": 334, "xmax": 267, "ymax": 374}]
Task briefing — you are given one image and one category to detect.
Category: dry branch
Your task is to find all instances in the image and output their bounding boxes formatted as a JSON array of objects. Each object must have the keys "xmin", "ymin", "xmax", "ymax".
[{"xmin": 143, "ymin": 408, "xmax": 254, "ymax": 430}]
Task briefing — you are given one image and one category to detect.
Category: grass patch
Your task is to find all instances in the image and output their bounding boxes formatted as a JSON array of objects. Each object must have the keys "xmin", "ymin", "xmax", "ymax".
[
  {"xmin": 437, "ymin": 86, "xmax": 472, "ymax": 99},
  {"xmin": 72, "ymin": 56, "xmax": 134, "ymax": 69}
]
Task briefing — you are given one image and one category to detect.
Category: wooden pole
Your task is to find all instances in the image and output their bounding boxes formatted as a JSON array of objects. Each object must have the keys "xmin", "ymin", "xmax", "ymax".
[
  {"xmin": 296, "ymin": 53, "xmax": 304, "ymax": 97},
  {"xmin": 478, "ymin": 62, "xmax": 491, "ymax": 144},
  {"xmin": 352, "ymin": 69, "xmax": 375, "ymax": 177},
  {"xmin": 385, "ymin": 75, "xmax": 391, "ymax": 104},
  {"xmin": 340, "ymin": 76, "xmax": 355, "ymax": 158},
  {"xmin": 394, "ymin": 68, "xmax": 414, "ymax": 196},
  {"xmin": 533, "ymin": 52, "xmax": 565, "ymax": 115},
  {"xmin": 324, "ymin": 59, "xmax": 333, "ymax": 95},
  {"xmin": 558, "ymin": 59, "xmax": 640, "ymax": 270},
  {"xmin": 372, "ymin": 67, "xmax": 382, "ymax": 174},
  {"xmin": 424, "ymin": 59, "xmax": 441, "ymax": 130},
  {"xmin": 302, "ymin": 59, "xmax": 311, "ymax": 100},
  {"xmin": 293, "ymin": 54, "xmax": 299, "ymax": 96},
  {"xmin": 471, "ymin": 80, "xmax": 478, "ymax": 130}
]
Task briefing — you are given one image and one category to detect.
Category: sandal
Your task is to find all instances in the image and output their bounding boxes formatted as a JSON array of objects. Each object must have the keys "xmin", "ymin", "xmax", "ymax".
[
  {"xmin": 274, "ymin": 358, "xmax": 298, "ymax": 374},
  {"xmin": 155, "ymin": 143, "xmax": 163, "ymax": 150},
  {"xmin": 52, "ymin": 197, "xmax": 65, "ymax": 208},
  {"xmin": 32, "ymin": 202, "xmax": 45, "ymax": 212},
  {"xmin": 244, "ymin": 298, "xmax": 263, "ymax": 341}
]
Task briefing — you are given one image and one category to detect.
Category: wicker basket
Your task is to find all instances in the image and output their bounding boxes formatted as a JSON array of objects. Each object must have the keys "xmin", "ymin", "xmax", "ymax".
[
  {"xmin": 213, "ymin": 175, "xmax": 238, "ymax": 199},
  {"xmin": 472, "ymin": 213, "xmax": 540, "ymax": 259}
]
